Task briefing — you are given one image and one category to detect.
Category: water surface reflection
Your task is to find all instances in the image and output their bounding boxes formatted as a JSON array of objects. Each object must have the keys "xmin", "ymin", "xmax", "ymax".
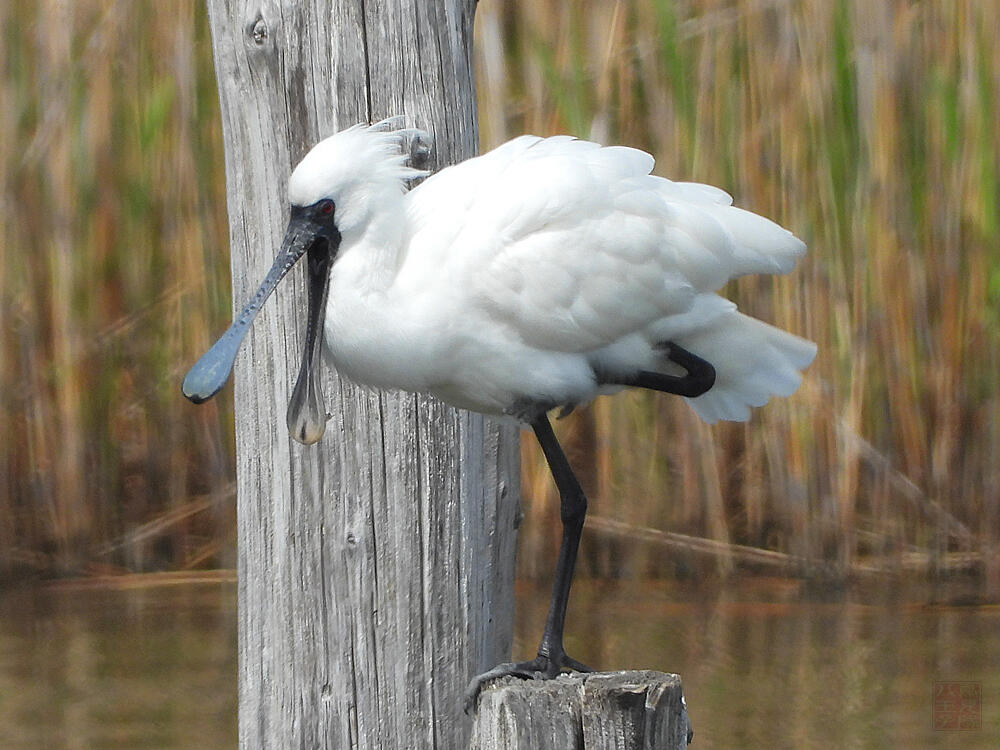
[
  {"xmin": 1, "ymin": 577, "xmax": 996, "ymax": 749},
  {"xmin": 0, "ymin": 578, "xmax": 236, "ymax": 749},
  {"xmin": 523, "ymin": 578, "xmax": 999, "ymax": 749}
]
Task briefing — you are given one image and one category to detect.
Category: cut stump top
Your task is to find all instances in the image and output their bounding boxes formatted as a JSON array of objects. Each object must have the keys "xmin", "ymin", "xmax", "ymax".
[{"xmin": 470, "ymin": 670, "xmax": 693, "ymax": 749}]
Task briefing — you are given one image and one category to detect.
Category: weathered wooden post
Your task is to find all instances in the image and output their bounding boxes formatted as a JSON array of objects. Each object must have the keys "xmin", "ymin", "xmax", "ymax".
[
  {"xmin": 203, "ymin": 1, "xmax": 519, "ymax": 748},
  {"xmin": 470, "ymin": 673, "xmax": 692, "ymax": 750}
]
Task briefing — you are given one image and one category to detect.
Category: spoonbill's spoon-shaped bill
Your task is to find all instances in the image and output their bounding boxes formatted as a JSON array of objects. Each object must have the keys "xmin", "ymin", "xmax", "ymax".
[{"xmin": 181, "ymin": 202, "xmax": 341, "ymax": 444}]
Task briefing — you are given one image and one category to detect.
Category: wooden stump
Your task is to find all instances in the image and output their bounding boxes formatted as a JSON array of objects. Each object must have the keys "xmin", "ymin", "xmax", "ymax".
[
  {"xmin": 470, "ymin": 671, "xmax": 693, "ymax": 749},
  {"xmin": 204, "ymin": 1, "xmax": 519, "ymax": 747}
]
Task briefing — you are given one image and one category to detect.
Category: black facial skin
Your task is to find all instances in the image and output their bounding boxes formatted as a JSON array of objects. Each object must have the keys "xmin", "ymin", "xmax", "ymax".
[
  {"xmin": 182, "ymin": 199, "xmax": 341, "ymax": 444},
  {"xmin": 293, "ymin": 198, "xmax": 339, "ymax": 243}
]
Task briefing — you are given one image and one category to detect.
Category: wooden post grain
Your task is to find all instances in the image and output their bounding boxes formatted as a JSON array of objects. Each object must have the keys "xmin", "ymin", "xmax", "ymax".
[
  {"xmin": 470, "ymin": 672, "xmax": 693, "ymax": 750},
  {"xmin": 203, "ymin": 2, "xmax": 519, "ymax": 748}
]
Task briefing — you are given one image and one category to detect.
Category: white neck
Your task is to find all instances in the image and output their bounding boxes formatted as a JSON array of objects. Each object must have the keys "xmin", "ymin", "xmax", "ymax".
[
  {"xmin": 332, "ymin": 191, "xmax": 408, "ymax": 293},
  {"xmin": 323, "ymin": 193, "xmax": 430, "ymax": 392}
]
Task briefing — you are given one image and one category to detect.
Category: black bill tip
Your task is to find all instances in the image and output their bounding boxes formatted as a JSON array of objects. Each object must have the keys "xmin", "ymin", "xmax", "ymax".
[{"xmin": 181, "ymin": 326, "xmax": 244, "ymax": 403}]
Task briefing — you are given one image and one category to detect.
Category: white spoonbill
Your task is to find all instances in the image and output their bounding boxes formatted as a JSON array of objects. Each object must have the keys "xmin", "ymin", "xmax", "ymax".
[{"xmin": 182, "ymin": 118, "xmax": 816, "ymax": 705}]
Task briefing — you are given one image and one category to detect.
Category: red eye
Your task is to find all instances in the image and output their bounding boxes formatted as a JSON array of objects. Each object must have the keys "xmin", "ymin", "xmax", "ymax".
[{"xmin": 320, "ymin": 201, "xmax": 334, "ymax": 215}]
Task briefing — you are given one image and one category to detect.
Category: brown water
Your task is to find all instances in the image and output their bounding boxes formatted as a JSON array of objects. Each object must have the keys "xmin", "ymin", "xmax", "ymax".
[
  {"xmin": 0, "ymin": 580, "xmax": 237, "ymax": 749},
  {"xmin": 0, "ymin": 577, "xmax": 996, "ymax": 749},
  {"xmin": 535, "ymin": 578, "xmax": 1000, "ymax": 749}
]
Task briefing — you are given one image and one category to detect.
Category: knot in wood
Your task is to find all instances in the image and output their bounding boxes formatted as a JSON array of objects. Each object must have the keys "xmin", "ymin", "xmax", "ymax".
[
  {"xmin": 250, "ymin": 16, "xmax": 268, "ymax": 45},
  {"xmin": 407, "ymin": 133, "xmax": 432, "ymax": 171}
]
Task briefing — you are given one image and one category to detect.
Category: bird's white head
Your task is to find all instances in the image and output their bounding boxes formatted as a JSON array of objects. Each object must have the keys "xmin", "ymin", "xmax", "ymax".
[
  {"xmin": 182, "ymin": 117, "xmax": 430, "ymax": 445},
  {"xmin": 287, "ymin": 118, "xmax": 430, "ymax": 243}
]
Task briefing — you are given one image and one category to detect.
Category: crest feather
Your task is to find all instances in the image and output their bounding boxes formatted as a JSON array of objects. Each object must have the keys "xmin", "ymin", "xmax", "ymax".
[{"xmin": 287, "ymin": 117, "xmax": 433, "ymax": 206}]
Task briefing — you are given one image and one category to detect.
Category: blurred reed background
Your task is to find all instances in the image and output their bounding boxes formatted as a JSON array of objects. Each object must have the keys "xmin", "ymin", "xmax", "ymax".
[
  {"xmin": 2, "ymin": 0, "xmax": 998, "ymax": 592},
  {"xmin": 1, "ymin": 0, "xmax": 235, "ymax": 578}
]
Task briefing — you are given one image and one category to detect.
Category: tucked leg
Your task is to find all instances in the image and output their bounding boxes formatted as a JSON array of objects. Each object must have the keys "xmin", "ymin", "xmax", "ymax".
[
  {"xmin": 464, "ymin": 413, "xmax": 592, "ymax": 712},
  {"xmin": 616, "ymin": 342, "xmax": 715, "ymax": 397}
]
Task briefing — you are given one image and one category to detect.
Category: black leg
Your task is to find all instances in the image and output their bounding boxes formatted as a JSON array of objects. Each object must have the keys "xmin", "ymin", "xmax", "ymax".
[
  {"xmin": 463, "ymin": 413, "xmax": 592, "ymax": 712},
  {"xmin": 615, "ymin": 342, "xmax": 715, "ymax": 397},
  {"xmin": 530, "ymin": 413, "xmax": 590, "ymax": 667}
]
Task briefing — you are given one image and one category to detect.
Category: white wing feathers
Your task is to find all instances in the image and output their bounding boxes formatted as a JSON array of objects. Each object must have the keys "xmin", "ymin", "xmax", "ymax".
[
  {"xmin": 409, "ymin": 136, "xmax": 805, "ymax": 352},
  {"xmin": 402, "ymin": 135, "xmax": 814, "ymax": 422}
]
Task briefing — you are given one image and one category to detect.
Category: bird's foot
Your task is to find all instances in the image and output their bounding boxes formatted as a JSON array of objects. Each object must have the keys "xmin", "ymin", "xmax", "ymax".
[{"xmin": 463, "ymin": 649, "xmax": 593, "ymax": 713}]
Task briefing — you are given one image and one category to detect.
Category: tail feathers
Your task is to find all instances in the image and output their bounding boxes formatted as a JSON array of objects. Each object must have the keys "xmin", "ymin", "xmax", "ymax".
[
  {"xmin": 707, "ymin": 204, "xmax": 806, "ymax": 279},
  {"xmin": 671, "ymin": 309, "xmax": 816, "ymax": 423},
  {"xmin": 646, "ymin": 179, "xmax": 807, "ymax": 291}
]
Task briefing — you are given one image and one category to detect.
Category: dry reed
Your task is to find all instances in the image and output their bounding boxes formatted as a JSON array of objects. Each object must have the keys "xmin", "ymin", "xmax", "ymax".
[
  {"xmin": 1, "ymin": 0, "xmax": 234, "ymax": 577},
  {"xmin": 2, "ymin": 0, "xmax": 997, "ymax": 591}
]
